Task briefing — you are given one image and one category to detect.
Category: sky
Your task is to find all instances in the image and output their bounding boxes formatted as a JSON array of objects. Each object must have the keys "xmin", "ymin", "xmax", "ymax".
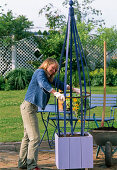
[{"xmin": 0, "ymin": 0, "xmax": 117, "ymax": 32}]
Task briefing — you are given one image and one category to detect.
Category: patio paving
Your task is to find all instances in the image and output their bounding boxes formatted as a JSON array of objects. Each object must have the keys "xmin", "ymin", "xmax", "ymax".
[{"xmin": 0, "ymin": 141, "xmax": 117, "ymax": 170}]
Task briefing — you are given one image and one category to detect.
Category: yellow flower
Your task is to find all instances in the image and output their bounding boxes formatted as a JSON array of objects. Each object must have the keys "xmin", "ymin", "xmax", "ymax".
[
  {"xmin": 73, "ymin": 107, "xmax": 76, "ymax": 111},
  {"xmin": 73, "ymin": 98, "xmax": 77, "ymax": 102},
  {"xmin": 75, "ymin": 103, "xmax": 79, "ymax": 106}
]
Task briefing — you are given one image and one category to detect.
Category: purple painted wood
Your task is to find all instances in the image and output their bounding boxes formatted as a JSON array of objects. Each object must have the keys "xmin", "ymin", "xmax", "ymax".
[
  {"xmin": 55, "ymin": 133, "xmax": 69, "ymax": 169},
  {"xmin": 81, "ymin": 133, "xmax": 93, "ymax": 168},
  {"xmin": 69, "ymin": 135, "xmax": 81, "ymax": 169},
  {"xmin": 55, "ymin": 132, "xmax": 93, "ymax": 169}
]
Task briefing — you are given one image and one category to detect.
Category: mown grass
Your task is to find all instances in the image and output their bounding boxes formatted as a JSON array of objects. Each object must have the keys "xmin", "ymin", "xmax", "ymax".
[{"xmin": 0, "ymin": 86, "xmax": 117, "ymax": 142}]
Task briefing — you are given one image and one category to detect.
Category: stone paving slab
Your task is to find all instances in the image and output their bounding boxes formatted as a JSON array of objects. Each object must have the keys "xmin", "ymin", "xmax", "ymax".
[{"xmin": 0, "ymin": 141, "xmax": 117, "ymax": 169}]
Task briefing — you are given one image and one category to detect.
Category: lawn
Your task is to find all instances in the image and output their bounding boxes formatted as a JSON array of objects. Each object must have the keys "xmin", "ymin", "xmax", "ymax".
[{"xmin": 0, "ymin": 86, "xmax": 117, "ymax": 142}]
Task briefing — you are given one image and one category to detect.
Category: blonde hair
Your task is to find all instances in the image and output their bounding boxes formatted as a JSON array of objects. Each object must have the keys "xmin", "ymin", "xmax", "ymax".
[{"xmin": 39, "ymin": 58, "xmax": 59, "ymax": 82}]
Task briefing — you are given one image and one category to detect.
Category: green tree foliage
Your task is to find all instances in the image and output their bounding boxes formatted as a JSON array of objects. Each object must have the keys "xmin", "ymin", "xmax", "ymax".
[
  {"xmin": 0, "ymin": 10, "xmax": 33, "ymax": 41},
  {"xmin": 85, "ymin": 26, "xmax": 117, "ymax": 71},
  {"xmin": 0, "ymin": 5, "xmax": 34, "ymax": 75},
  {"xmin": 35, "ymin": 31, "xmax": 65, "ymax": 60},
  {"xmin": 39, "ymin": 3, "xmax": 66, "ymax": 31},
  {"xmin": 37, "ymin": 0, "xmax": 107, "ymax": 68},
  {"xmin": 96, "ymin": 26, "xmax": 117, "ymax": 52},
  {"xmin": 63, "ymin": 0, "xmax": 105, "ymax": 28},
  {"xmin": 81, "ymin": 0, "xmax": 105, "ymax": 27}
]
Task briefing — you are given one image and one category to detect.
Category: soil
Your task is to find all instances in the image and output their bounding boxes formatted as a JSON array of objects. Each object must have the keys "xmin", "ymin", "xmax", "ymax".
[
  {"xmin": 0, "ymin": 141, "xmax": 117, "ymax": 170},
  {"xmin": 60, "ymin": 133, "xmax": 88, "ymax": 137},
  {"xmin": 94, "ymin": 127, "xmax": 117, "ymax": 131}
]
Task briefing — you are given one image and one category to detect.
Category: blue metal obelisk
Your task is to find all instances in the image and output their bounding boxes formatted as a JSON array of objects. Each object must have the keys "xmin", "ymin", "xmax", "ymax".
[{"xmin": 57, "ymin": 0, "xmax": 89, "ymax": 136}]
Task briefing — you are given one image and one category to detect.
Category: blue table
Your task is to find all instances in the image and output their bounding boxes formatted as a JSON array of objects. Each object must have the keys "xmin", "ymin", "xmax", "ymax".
[{"xmin": 38, "ymin": 104, "xmax": 78, "ymax": 149}]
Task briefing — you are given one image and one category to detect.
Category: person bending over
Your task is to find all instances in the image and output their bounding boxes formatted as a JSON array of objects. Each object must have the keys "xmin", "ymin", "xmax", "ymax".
[{"xmin": 18, "ymin": 58, "xmax": 80, "ymax": 170}]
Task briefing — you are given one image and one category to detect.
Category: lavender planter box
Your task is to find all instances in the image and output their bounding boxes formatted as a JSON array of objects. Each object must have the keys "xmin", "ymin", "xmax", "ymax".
[{"xmin": 55, "ymin": 132, "xmax": 93, "ymax": 169}]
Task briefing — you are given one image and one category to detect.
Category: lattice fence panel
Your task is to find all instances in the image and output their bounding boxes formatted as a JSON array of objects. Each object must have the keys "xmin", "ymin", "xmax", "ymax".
[
  {"xmin": 85, "ymin": 36, "xmax": 117, "ymax": 71},
  {"xmin": 0, "ymin": 42, "xmax": 12, "ymax": 75},
  {"xmin": 16, "ymin": 37, "xmax": 39, "ymax": 70},
  {"xmin": 85, "ymin": 36, "xmax": 104, "ymax": 71},
  {"xmin": 0, "ymin": 36, "xmax": 40, "ymax": 76}
]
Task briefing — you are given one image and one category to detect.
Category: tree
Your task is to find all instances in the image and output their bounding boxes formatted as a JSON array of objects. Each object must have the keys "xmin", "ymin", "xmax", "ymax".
[
  {"xmin": 35, "ymin": 31, "xmax": 65, "ymax": 60},
  {"xmin": 96, "ymin": 26, "xmax": 117, "ymax": 52},
  {"xmin": 84, "ymin": 26, "xmax": 117, "ymax": 71},
  {"xmin": 0, "ymin": 6, "xmax": 34, "ymax": 75},
  {"xmin": 63, "ymin": 0, "xmax": 105, "ymax": 28},
  {"xmin": 39, "ymin": 3, "xmax": 66, "ymax": 31},
  {"xmin": 38, "ymin": 0, "xmax": 117, "ymax": 72},
  {"xmin": 0, "ymin": 10, "xmax": 34, "ymax": 41}
]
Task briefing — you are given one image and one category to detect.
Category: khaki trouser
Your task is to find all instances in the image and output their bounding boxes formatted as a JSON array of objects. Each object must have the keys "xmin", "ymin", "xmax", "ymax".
[{"xmin": 18, "ymin": 100, "xmax": 40, "ymax": 170}]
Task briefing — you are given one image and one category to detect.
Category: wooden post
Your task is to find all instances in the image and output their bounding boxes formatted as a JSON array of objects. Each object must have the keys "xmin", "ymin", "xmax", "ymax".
[{"xmin": 101, "ymin": 41, "xmax": 106, "ymax": 127}]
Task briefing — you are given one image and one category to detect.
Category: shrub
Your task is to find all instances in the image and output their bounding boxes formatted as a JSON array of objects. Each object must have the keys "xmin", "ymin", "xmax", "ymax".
[
  {"xmin": 108, "ymin": 58, "xmax": 117, "ymax": 69},
  {"xmin": 0, "ymin": 76, "xmax": 5, "ymax": 90},
  {"xmin": 90, "ymin": 68, "xmax": 104, "ymax": 86},
  {"xmin": 5, "ymin": 68, "xmax": 34, "ymax": 90},
  {"xmin": 90, "ymin": 68, "xmax": 117, "ymax": 86},
  {"xmin": 59, "ymin": 68, "xmax": 89, "ymax": 87},
  {"xmin": 106, "ymin": 67, "xmax": 117, "ymax": 86}
]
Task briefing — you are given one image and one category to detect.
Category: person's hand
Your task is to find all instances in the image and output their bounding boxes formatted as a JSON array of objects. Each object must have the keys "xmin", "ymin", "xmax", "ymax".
[
  {"xmin": 54, "ymin": 92, "xmax": 65, "ymax": 102},
  {"xmin": 73, "ymin": 88, "xmax": 80, "ymax": 94}
]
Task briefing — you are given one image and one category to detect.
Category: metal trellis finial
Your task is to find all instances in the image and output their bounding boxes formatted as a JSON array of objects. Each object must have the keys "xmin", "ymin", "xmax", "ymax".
[{"xmin": 69, "ymin": 0, "xmax": 73, "ymax": 6}]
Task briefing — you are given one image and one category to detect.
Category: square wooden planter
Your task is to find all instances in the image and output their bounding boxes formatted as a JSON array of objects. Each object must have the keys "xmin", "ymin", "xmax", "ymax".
[{"xmin": 55, "ymin": 132, "xmax": 93, "ymax": 169}]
